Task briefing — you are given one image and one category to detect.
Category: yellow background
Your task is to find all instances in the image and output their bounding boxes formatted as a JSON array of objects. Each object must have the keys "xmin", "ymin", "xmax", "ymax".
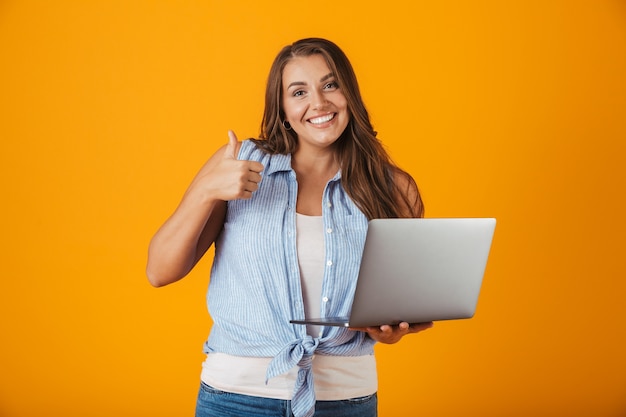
[{"xmin": 1, "ymin": 1, "xmax": 625, "ymax": 416}]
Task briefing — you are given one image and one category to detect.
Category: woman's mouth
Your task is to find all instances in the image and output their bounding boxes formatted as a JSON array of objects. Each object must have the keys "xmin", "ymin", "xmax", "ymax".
[{"xmin": 308, "ymin": 113, "xmax": 335, "ymax": 125}]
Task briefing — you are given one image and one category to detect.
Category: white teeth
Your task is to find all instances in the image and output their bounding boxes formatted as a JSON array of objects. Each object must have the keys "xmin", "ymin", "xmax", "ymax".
[{"xmin": 309, "ymin": 114, "xmax": 334, "ymax": 124}]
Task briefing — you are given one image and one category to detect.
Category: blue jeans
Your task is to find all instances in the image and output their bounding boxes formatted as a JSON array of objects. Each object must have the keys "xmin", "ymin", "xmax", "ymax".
[{"xmin": 195, "ymin": 381, "xmax": 377, "ymax": 417}]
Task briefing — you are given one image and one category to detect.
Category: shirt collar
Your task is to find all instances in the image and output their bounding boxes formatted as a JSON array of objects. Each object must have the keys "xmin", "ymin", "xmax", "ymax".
[{"xmin": 264, "ymin": 152, "xmax": 292, "ymax": 176}]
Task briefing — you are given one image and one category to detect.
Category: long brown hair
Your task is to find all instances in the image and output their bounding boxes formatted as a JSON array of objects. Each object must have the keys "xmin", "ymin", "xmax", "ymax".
[{"xmin": 253, "ymin": 38, "xmax": 423, "ymax": 219}]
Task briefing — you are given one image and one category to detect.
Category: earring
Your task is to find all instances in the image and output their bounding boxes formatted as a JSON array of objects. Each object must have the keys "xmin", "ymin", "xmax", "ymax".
[{"xmin": 282, "ymin": 120, "xmax": 292, "ymax": 130}]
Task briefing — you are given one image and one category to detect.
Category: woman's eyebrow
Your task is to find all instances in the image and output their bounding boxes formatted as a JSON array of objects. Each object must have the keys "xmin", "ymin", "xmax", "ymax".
[
  {"xmin": 287, "ymin": 81, "xmax": 306, "ymax": 89},
  {"xmin": 320, "ymin": 72, "xmax": 335, "ymax": 82}
]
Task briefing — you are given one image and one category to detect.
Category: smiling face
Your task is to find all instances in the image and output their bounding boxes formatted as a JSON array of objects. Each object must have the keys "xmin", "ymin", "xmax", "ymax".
[{"xmin": 281, "ymin": 54, "xmax": 350, "ymax": 152}]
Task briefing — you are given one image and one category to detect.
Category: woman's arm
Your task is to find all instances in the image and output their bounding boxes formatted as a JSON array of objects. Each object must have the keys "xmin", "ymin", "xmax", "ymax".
[
  {"xmin": 393, "ymin": 168, "xmax": 424, "ymax": 218},
  {"xmin": 146, "ymin": 131, "xmax": 263, "ymax": 287},
  {"xmin": 349, "ymin": 168, "xmax": 431, "ymax": 342}
]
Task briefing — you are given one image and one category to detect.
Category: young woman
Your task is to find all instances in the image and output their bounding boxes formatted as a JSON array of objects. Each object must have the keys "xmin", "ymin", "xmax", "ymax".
[{"xmin": 147, "ymin": 38, "xmax": 433, "ymax": 417}]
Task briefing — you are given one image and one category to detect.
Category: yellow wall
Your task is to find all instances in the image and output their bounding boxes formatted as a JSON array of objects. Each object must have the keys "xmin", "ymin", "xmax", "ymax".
[{"xmin": 1, "ymin": 1, "xmax": 625, "ymax": 416}]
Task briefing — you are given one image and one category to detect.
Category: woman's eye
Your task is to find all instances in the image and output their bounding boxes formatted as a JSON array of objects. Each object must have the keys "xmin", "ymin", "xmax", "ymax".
[
  {"xmin": 293, "ymin": 90, "xmax": 305, "ymax": 97},
  {"xmin": 324, "ymin": 81, "xmax": 338, "ymax": 90}
]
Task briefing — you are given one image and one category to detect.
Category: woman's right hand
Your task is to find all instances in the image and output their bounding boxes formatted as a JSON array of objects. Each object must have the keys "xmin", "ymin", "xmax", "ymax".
[{"xmin": 188, "ymin": 130, "xmax": 264, "ymax": 203}]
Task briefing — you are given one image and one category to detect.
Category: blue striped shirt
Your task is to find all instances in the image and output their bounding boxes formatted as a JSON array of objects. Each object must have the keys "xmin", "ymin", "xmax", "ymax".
[{"xmin": 203, "ymin": 140, "xmax": 375, "ymax": 417}]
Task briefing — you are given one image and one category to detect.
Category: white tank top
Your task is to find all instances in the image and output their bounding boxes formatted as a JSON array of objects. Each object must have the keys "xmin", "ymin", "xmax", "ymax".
[
  {"xmin": 295, "ymin": 212, "xmax": 326, "ymax": 338},
  {"xmin": 201, "ymin": 213, "xmax": 377, "ymax": 400}
]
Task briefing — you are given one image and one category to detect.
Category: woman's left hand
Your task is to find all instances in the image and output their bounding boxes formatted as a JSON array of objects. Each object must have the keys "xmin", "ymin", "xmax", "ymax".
[{"xmin": 350, "ymin": 321, "xmax": 434, "ymax": 344}]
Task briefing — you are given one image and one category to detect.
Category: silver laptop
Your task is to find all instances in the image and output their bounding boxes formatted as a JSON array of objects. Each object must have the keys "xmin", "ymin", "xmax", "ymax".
[{"xmin": 290, "ymin": 218, "xmax": 496, "ymax": 327}]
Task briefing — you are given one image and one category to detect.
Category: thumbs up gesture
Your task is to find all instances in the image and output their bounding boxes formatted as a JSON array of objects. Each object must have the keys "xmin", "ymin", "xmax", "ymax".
[{"xmin": 190, "ymin": 130, "xmax": 264, "ymax": 202}]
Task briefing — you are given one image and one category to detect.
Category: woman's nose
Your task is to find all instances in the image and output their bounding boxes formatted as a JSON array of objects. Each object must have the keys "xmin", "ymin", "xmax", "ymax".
[{"xmin": 311, "ymin": 90, "xmax": 328, "ymax": 110}]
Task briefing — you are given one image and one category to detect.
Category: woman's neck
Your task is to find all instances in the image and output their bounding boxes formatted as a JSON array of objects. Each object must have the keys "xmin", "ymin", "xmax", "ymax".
[
  {"xmin": 291, "ymin": 145, "xmax": 339, "ymax": 179},
  {"xmin": 291, "ymin": 148, "xmax": 339, "ymax": 216}
]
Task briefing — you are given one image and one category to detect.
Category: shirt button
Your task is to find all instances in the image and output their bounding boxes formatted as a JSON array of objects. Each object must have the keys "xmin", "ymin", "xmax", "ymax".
[
  {"xmin": 326, "ymin": 228, "xmax": 333, "ymax": 234},
  {"xmin": 326, "ymin": 260, "xmax": 333, "ymax": 266},
  {"xmin": 326, "ymin": 202, "xmax": 332, "ymax": 208},
  {"xmin": 322, "ymin": 297, "xmax": 329, "ymax": 302}
]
